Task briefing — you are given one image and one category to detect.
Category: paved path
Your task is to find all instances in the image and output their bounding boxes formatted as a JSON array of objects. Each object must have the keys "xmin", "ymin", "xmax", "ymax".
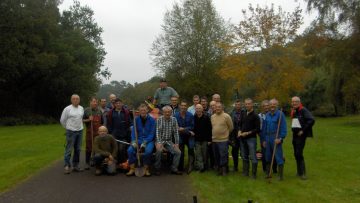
[{"xmin": 0, "ymin": 160, "xmax": 194, "ymax": 203}]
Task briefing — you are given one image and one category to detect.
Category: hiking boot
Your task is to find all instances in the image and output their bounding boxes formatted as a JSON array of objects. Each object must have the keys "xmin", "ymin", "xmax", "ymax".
[
  {"xmin": 278, "ymin": 165, "xmax": 284, "ymax": 181},
  {"xmin": 171, "ymin": 170, "xmax": 183, "ymax": 175},
  {"xmin": 126, "ymin": 164, "xmax": 135, "ymax": 176},
  {"xmin": 251, "ymin": 163, "xmax": 258, "ymax": 179},
  {"xmin": 72, "ymin": 166, "xmax": 84, "ymax": 172},
  {"xmin": 242, "ymin": 160, "xmax": 249, "ymax": 176},
  {"xmin": 144, "ymin": 165, "xmax": 151, "ymax": 177},
  {"xmin": 64, "ymin": 166, "xmax": 71, "ymax": 174},
  {"xmin": 154, "ymin": 170, "xmax": 161, "ymax": 176},
  {"xmin": 187, "ymin": 155, "xmax": 194, "ymax": 174},
  {"xmin": 84, "ymin": 163, "xmax": 90, "ymax": 170}
]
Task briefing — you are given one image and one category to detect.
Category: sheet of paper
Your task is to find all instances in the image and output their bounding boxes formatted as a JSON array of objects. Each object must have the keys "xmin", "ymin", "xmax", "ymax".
[{"xmin": 292, "ymin": 118, "xmax": 302, "ymax": 128}]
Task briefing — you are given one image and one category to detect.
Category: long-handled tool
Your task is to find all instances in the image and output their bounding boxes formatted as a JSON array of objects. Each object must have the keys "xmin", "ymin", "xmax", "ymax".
[
  {"xmin": 133, "ymin": 110, "xmax": 145, "ymax": 177},
  {"xmin": 268, "ymin": 109, "xmax": 283, "ymax": 182},
  {"xmin": 114, "ymin": 139, "xmax": 131, "ymax": 145},
  {"xmin": 90, "ymin": 110, "xmax": 94, "ymax": 166}
]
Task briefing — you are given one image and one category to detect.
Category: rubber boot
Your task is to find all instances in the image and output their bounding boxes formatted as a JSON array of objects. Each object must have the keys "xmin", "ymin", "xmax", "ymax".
[
  {"xmin": 300, "ymin": 160, "xmax": 307, "ymax": 180},
  {"xmin": 222, "ymin": 166, "xmax": 227, "ymax": 176},
  {"xmin": 242, "ymin": 160, "xmax": 249, "ymax": 176},
  {"xmin": 296, "ymin": 159, "xmax": 301, "ymax": 176},
  {"xmin": 126, "ymin": 164, "xmax": 135, "ymax": 176},
  {"xmin": 251, "ymin": 163, "xmax": 257, "ymax": 179},
  {"xmin": 187, "ymin": 155, "xmax": 194, "ymax": 174},
  {"xmin": 144, "ymin": 165, "xmax": 151, "ymax": 177},
  {"xmin": 278, "ymin": 165, "xmax": 284, "ymax": 181},
  {"xmin": 265, "ymin": 163, "xmax": 271, "ymax": 178}
]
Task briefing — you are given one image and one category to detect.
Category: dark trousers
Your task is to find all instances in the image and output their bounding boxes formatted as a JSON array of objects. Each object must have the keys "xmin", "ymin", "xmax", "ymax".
[
  {"xmin": 292, "ymin": 134, "xmax": 307, "ymax": 175},
  {"xmin": 179, "ymin": 134, "xmax": 195, "ymax": 171},
  {"xmin": 116, "ymin": 142, "xmax": 129, "ymax": 164},
  {"xmin": 207, "ymin": 143, "xmax": 215, "ymax": 169},
  {"xmin": 93, "ymin": 154, "xmax": 116, "ymax": 174},
  {"xmin": 231, "ymin": 139, "xmax": 240, "ymax": 169}
]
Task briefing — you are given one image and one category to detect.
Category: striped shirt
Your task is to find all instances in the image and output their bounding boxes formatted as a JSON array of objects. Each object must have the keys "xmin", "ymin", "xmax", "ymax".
[{"xmin": 156, "ymin": 116, "xmax": 179, "ymax": 144}]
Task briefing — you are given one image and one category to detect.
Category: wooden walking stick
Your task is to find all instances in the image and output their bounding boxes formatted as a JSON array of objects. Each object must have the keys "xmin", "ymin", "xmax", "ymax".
[
  {"xmin": 133, "ymin": 109, "xmax": 145, "ymax": 177},
  {"xmin": 268, "ymin": 108, "xmax": 283, "ymax": 182}
]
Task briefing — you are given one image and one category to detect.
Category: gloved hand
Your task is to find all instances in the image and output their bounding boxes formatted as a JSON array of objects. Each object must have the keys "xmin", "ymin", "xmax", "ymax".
[{"xmin": 131, "ymin": 141, "xmax": 137, "ymax": 149}]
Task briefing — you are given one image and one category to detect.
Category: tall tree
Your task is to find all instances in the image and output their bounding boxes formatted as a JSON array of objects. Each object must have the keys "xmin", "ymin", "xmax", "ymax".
[
  {"xmin": 150, "ymin": 0, "xmax": 231, "ymax": 101},
  {"xmin": 0, "ymin": 0, "xmax": 109, "ymax": 119},
  {"xmin": 304, "ymin": 0, "xmax": 360, "ymax": 114}
]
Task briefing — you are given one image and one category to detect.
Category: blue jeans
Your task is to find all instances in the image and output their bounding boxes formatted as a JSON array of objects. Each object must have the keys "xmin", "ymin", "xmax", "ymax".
[
  {"xmin": 212, "ymin": 141, "xmax": 228, "ymax": 167},
  {"xmin": 127, "ymin": 141, "xmax": 154, "ymax": 166},
  {"xmin": 239, "ymin": 137, "xmax": 258, "ymax": 164},
  {"xmin": 64, "ymin": 130, "xmax": 83, "ymax": 167}
]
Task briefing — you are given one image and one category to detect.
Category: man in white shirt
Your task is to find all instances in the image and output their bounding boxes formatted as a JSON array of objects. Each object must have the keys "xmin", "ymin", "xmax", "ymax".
[
  {"xmin": 60, "ymin": 94, "xmax": 84, "ymax": 174},
  {"xmin": 187, "ymin": 95, "xmax": 200, "ymax": 115}
]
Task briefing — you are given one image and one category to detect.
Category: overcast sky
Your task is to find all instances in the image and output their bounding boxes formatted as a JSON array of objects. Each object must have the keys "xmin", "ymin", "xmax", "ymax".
[{"xmin": 59, "ymin": 0, "xmax": 317, "ymax": 84}]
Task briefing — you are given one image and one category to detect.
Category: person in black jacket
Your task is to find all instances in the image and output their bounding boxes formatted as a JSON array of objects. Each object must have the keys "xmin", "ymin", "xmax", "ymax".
[
  {"xmin": 194, "ymin": 104, "xmax": 212, "ymax": 172},
  {"xmin": 238, "ymin": 98, "xmax": 260, "ymax": 179},
  {"xmin": 291, "ymin": 96, "xmax": 315, "ymax": 180},
  {"xmin": 230, "ymin": 99, "xmax": 243, "ymax": 172}
]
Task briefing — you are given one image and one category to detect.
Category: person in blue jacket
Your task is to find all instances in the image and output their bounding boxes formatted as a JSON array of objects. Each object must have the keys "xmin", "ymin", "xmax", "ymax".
[
  {"xmin": 261, "ymin": 98, "xmax": 287, "ymax": 180},
  {"xmin": 175, "ymin": 100, "xmax": 195, "ymax": 174},
  {"xmin": 126, "ymin": 104, "xmax": 156, "ymax": 177}
]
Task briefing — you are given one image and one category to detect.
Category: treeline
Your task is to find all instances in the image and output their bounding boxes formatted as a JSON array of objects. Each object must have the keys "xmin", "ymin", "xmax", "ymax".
[
  {"xmin": 147, "ymin": 0, "xmax": 360, "ymax": 116},
  {"xmin": 0, "ymin": 0, "xmax": 109, "ymax": 125}
]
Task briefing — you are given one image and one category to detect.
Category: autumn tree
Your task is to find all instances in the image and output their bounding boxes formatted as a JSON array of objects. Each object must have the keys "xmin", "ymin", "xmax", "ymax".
[
  {"xmin": 218, "ymin": 4, "xmax": 310, "ymax": 105},
  {"xmin": 304, "ymin": 0, "xmax": 360, "ymax": 114},
  {"xmin": 150, "ymin": 0, "xmax": 231, "ymax": 101}
]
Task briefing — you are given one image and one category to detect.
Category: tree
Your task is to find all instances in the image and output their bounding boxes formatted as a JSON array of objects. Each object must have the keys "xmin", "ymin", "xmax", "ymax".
[
  {"xmin": 304, "ymin": 0, "xmax": 360, "ymax": 114},
  {"xmin": 218, "ymin": 4, "xmax": 309, "ymax": 105},
  {"xmin": 0, "ymin": 0, "xmax": 109, "ymax": 119},
  {"xmin": 150, "ymin": 0, "xmax": 231, "ymax": 101}
]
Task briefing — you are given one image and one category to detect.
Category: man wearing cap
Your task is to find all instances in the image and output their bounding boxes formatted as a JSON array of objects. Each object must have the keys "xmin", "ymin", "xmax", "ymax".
[{"xmin": 153, "ymin": 78, "xmax": 179, "ymax": 108}]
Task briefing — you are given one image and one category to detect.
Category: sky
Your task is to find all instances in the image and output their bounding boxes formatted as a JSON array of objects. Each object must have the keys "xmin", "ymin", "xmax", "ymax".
[{"xmin": 59, "ymin": 0, "xmax": 318, "ymax": 84}]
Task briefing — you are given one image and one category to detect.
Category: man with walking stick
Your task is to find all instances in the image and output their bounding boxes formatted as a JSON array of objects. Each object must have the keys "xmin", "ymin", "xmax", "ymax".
[
  {"xmin": 261, "ymin": 99, "xmax": 287, "ymax": 180},
  {"xmin": 83, "ymin": 97, "xmax": 103, "ymax": 170},
  {"xmin": 291, "ymin": 96, "xmax": 315, "ymax": 180}
]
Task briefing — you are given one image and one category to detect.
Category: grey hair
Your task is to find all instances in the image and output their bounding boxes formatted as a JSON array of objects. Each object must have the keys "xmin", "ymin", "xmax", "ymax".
[{"xmin": 162, "ymin": 105, "xmax": 172, "ymax": 112}]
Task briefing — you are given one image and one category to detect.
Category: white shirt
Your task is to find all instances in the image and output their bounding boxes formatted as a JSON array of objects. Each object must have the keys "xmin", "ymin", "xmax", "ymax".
[
  {"xmin": 187, "ymin": 105, "xmax": 196, "ymax": 115},
  {"xmin": 60, "ymin": 104, "xmax": 84, "ymax": 131}
]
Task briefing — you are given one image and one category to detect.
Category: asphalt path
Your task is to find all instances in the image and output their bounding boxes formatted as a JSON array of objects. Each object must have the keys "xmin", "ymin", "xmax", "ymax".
[{"xmin": 0, "ymin": 159, "xmax": 194, "ymax": 203}]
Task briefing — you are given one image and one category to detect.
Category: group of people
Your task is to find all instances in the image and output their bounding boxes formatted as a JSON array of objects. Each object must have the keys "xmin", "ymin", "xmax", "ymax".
[{"xmin": 60, "ymin": 79, "xmax": 315, "ymax": 180}]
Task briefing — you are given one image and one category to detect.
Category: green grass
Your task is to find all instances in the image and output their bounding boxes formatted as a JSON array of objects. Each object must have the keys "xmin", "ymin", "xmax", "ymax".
[
  {"xmin": 0, "ymin": 124, "xmax": 65, "ymax": 192},
  {"xmin": 190, "ymin": 115, "xmax": 360, "ymax": 203}
]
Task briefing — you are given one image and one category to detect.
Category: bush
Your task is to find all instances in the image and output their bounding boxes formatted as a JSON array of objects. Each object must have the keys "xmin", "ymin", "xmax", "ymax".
[
  {"xmin": 0, "ymin": 115, "xmax": 57, "ymax": 126},
  {"xmin": 313, "ymin": 103, "xmax": 337, "ymax": 117}
]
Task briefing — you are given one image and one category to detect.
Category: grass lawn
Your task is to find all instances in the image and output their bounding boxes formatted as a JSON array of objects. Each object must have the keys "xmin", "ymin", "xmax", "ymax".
[
  {"xmin": 190, "ymin": 115, "xmax": 360, "ymax": 203},
  {"xmin": 0, "ymin": 124, "xmax": 65, "ymax": 192}
]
